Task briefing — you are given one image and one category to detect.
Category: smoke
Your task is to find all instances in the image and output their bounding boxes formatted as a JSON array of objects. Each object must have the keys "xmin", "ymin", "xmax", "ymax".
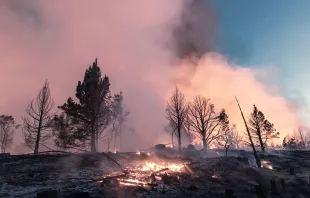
[
  {"xmin": 169, "ymin": 0, "xmax": 216, "ymax": 59},
  {"xmin": 0, "ymin": 0, "xmax": 302, "ymax": 152}
]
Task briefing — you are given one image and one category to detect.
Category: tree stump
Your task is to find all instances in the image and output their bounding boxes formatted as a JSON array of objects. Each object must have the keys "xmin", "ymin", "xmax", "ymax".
[
  {"xmin": 37, "ymin": 190, "xmax": 60, "ymax": 198},
  {"xmin": 280, "ymin": 178, "xmax": 286, "ymax": 194},
  {"xmin": 270, "ymin": 179, "xmax": 281, "ymax": 195},
  {"xmin": 255, "ymin": 185, "xmax": 267, "ymax": 198},
  {"xmin": 289, "ymin": 167, "xmax": 295, "ymax": 175}
]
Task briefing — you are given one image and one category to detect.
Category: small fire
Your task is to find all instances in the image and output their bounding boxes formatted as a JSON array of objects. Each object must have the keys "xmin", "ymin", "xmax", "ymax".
[
  {"xmin": 104, "ymin": 161, "xmax": 187, "ymax": 187},
  {"xmin": 118, "ymin": 178, "xmax": 147, "ymax": 186},
  {"xmin": 261, "ymin": 160, "xmax": 273, "ymax": 170},
  {"xmin": 140, "ymin": 161, "xmax": 184, "ymax": 172},
  {"xmin": 212, "ymin": 173, "xmax": 218, "ymax": 179},
  {"xmin": 136, "ymin": 151, "xmax": 141, "ymax": 155}
]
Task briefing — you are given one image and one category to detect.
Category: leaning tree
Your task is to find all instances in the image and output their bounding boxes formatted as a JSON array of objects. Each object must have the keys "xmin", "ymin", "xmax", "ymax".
[{"xmin": 248, "ymin": 105, "xmax": 279, "ymax": 153}]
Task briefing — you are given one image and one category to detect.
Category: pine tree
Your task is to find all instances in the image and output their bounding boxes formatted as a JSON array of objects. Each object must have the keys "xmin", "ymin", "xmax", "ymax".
[
  {"xmin": 59, "ymin": 59, "xmax": 112, "ymax": 152},
  {"xmin": 51, "ymin": 113, "xmax": 75, "ymax": 151},
  {"xmin": 248, "ymin": 105, "xmax": 279, "ymax": 152}
]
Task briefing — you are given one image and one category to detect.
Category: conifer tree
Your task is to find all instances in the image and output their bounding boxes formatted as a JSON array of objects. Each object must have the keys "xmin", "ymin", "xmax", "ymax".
[
  {"xmin": 59, "ymin": 59, "xmax": 112, "ymax": 152},
  {"xmin": 248, "ymin": 105, "xmax": 279, "ymax": 152}
]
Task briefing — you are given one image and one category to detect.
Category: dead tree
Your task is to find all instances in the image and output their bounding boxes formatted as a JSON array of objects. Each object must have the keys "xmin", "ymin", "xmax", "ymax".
[
  {"xmin": 0, "ymin": 115, "xmax": 20, "ymax": 153},
  {"xmin": 248, "ymin": 105, "xmax": 279, "ymax": 152},
  {"xmin": 22, "ymin": 80, "xmax": 54, "ymax": 154},
  {"xmin": 297, "ymin": 128, "xmax": 310, "ymax": 150},
  {"xmin": 187, "ymin": 96, "xmax": 228, "ymax": 150},
  {"xmin": 110, "ymin": 92, "xmax": 129, "ymax": 152},
  {"xmin": 235, "ymin": 97, "xmax": 261, "ymax": 168},
  {"xmin": 217, "ymin": 124, "xmax": 239, "ymax": 156},
  {"xmin": 283, "ymin": 129, "xmax": 310, "ymax": 151},
  {"xmin": 166, "ymin": 87, "xmax": 188, "ymax": 151}
]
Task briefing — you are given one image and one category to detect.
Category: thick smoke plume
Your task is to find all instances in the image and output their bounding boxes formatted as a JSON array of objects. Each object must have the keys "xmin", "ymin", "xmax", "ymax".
[
  {"xmin": 0, "ymin": 0, "xmax": 301, "ymax": 152},
  {"xmin": 170, "ymin": 0, "xmax": 216, "ymax": 59}
]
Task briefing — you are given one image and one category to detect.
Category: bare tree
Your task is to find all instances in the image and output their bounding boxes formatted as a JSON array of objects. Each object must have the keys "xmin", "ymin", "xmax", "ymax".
[
  {"xmin": 283, "ymin": 128, "xmax": 310, "ymax": 151},
  {"xmin": 0, "ymin": 115, "xmax": 20, "ymax": 153},
  {"xmin": 235, "ymin": 97, "xmax": 261, "ymax": 168},
  {"xmin": 248, "ymin": 105, "xmax": 279, "ymax": 152},
  {"xmin": 297, "ymin": 128, "xmax": 310, "ymax": 150},
  {"xmin": 187, "ymin": 96, "xmax": 228, "ymax": 150},
  {"xmin": 217, "ymin": 124, "xmax": 243, "ymax": 156},
  {"xmin": 166, "ymin": 87, "xmax": 188, "ymax": 151},
  {"xmin": 22, "ymin": 80, "xmax": 54, "ymax": 154}
]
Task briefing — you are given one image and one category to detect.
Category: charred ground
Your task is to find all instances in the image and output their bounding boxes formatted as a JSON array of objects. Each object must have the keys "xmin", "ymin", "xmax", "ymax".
[{"xmin": 1, "ymin": 148, "xmax": 310, "ymax": 198}]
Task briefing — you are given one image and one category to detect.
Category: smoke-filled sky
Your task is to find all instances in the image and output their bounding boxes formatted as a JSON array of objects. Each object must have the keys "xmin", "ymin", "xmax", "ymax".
[{"xmin": 0, "ymin": 0, "xmax": 309, "ymax": 151}]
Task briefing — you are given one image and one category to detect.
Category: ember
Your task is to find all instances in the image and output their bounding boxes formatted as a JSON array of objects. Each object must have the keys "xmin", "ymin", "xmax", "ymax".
[
  {"xmin": 212, "ymin": 173, "xmax": 219, "ymax": 179},
  {"xmin": 261, "ymin": 160, "xmax": 273, "ymax": 170},
  {"xmin": 140, "ymin": 161, "xmax": 184, "ymax": 172}
]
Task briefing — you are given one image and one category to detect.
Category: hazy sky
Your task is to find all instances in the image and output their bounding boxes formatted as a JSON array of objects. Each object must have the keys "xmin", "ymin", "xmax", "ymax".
[
  {"xmin": 212, "ymin": 0, "xmax": 310, "ymax": 121},
  {"xmin": 0, "ymin": 0, "xmax": 308, "ymax": 152}
]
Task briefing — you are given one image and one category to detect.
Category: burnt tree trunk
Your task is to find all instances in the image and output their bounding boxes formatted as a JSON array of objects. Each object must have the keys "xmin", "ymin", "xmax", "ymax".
[
  {"xmin": 178, "ymin": 126, "xmax": 181, "ymax": 152},
  {"xmin": 235, "ymin": 97, "xmax": 261, "ymax": 168},
  {"xmin": 90, "ymin": 122, "xmax": 96, "ymax": 153},
  {"xmin": 257, "ymin": 127, "xmax": 265, "ymax": 153},
  {"xmin": 202, "ymin": 133, "xmax": 207, "ymax": 150},
  {"xmin": 34, "ymin": 103, "xmax": 45, "ymax": 155}
]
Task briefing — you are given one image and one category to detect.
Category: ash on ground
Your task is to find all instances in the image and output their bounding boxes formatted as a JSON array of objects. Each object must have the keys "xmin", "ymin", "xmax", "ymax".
[{"xmin": 1, "ymin": 148, "xmax": 310, "ymax": 198}]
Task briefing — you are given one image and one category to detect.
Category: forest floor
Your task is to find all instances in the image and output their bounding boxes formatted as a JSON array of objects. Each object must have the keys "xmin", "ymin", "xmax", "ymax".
[{"xmin": 1, "ymin": 148, "xmax": 310, "ymax": 198}]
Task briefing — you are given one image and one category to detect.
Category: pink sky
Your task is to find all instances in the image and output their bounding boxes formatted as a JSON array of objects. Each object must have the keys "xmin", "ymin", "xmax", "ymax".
[{"xmin": 0, "ymin": 1, "xmax": 302, "ymax": 152}]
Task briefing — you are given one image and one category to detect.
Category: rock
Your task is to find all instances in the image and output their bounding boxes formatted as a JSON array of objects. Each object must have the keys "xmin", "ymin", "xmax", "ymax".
[
  {"xmin": 155, "ymin": 144, "xmax": 166, "ymax": 150},
  {"xmin": 67, "ymin": 192, "xmax": 90, "ymax": 198},
  {"xmin": 37, "ymin": 190, "xmax": 61, "ymax": 198}
]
